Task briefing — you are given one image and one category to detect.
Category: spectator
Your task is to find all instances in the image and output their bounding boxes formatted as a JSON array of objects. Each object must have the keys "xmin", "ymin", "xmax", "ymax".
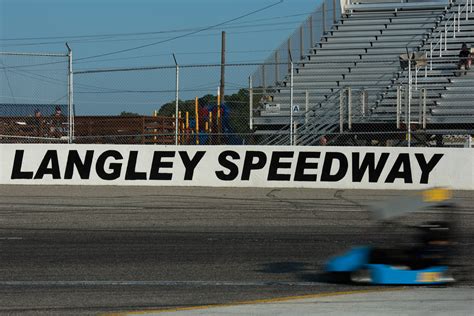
[
  {"xmin": 457, "ymin": 43, "xmax": 471, "ymax": 76},
  {"xmin": 33, "ymin": 109, "xmax": 43, "ymax": 137},
  {"xmin": 54, "ymin": 105, "xmax": 62, "ymax": 117},
  {"xmin": 320, "ymin": 135, "xmax": 328, "ymax": 146},
  {"xmin": 51, "ymin": 105, "xmax": 64, "ymax": 138}
]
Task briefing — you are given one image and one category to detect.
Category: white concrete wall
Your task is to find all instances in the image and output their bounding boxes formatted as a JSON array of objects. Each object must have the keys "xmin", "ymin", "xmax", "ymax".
[{"xmin": 1, "ymin": 144, "xmax": 472, "ymax": 190}]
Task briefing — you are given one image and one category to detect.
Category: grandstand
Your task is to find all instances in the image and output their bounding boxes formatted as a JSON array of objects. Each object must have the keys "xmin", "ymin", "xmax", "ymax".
[{"xmin": 253, "ymin": 0, "xmax": 474, "ymax": 146}]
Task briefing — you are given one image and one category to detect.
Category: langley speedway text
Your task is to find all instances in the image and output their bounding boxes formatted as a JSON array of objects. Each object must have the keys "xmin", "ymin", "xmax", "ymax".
[{"xmin": 10, "ymin": 149, "xmax": 444, "ymax": 184}]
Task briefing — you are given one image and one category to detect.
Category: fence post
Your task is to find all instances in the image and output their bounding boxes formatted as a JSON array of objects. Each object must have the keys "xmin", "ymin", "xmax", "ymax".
[
  {"xmin": 339, "ymin": 89, "xmax": 344, "ymax": 133},
  {"xmin": 249, "ymin": 76, "xmax": 253, "ymax": 130},
  {"xmin": 322, "ymin": 2, "xmax": 327, "ymax": 34},
  {"xmin": 294, "ymin": 120, "xmax": 298, "ymax": 146},
  {"xmin": 262, "ymin": 64, "xmax": 266, "ymax": 94},
  {"xmin": 422, "ymin": 88, "xmax": 427, "ymax": 129},
  {"xmin": 195, "ymin": 96, "xmax": 200, "ymax": 145},
  {"xmin": 299, "ymin": 25, "xmax": 304, "ymax": 60},
  {"xmin": 305, "ymin": 90, "xmax": 309, "ymax": 126},
  {"xmin": 418, "ymin": 89, "xmax": 422, "ymax": 124},
  {"xmin": 333, "ymin": 0, "xmax": 337, "ymax": 23},
  {"xmin": 287, "ymin": 38, "xmax": 291, "ymax": 74},
  {"xmin": 361, "ymin": 89, "xmax": 366, "ymax": 117},
  {"xmin": 404, "ymin": 84, "xmax": 409, "ymax": 128},
  {"xmin": 290, "ymin": 62, "xmax": 294, "ymax": 145},
  {"xmin": 396, "ymin": 85, "xmax": 401, "ymax": 129},
  {"xmin": 408, "ymin": 56, "xmax": 412, "ymax": 147},
  {"xmin": 347, "ymin": 87, "xmax": 352, "ymax": 130},
  {"xmin": 275, "ymin": 51, "xmax": 279, "ymax": 85},
  {"xmin": 309, "ymin": 16, "xmax": 314, "ymax": 47},
  {"xmin": 66, "ymin": 43, "xmax": 74, "ymax": 144},
  {"xmin": 174, "ymin": 64, "xmax": 179, "ymax": 145}
]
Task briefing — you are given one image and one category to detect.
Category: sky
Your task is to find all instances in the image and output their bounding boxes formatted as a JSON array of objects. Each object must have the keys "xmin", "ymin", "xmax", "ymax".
[{"xmin": 0, "ymin": 0, "xmax": 323, "ymax": 114}]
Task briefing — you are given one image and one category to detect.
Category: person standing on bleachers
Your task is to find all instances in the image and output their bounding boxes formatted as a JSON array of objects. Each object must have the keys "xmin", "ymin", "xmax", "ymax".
[{"xmin": 457, "ymin": 43, "xmax": 471, "ymax": 76}]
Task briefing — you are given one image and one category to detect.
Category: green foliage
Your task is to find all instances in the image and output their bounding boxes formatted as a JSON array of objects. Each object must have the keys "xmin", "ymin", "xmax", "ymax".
[{"xmin": 120, "ymin": 111, "xmax": 140, "ymax": 116}]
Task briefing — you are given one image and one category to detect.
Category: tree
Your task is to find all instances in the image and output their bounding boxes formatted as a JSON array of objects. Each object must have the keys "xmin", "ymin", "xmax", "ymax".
[
  {"xmin": 157, "ymin": 89, "xmax": 252, "ymax": 134},
  {"xmin": 120, "ymin": 111, "xmax": 140, "ymax": 116}
]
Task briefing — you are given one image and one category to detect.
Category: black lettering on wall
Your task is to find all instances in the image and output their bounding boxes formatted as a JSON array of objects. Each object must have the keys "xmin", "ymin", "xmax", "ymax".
[
  {"xmin": 415, "ymin": 153, "xmax": 443, "ymax": 184},
  {"xmin": 96, "ymin": 150, "xmax": 123, "ymax": 181},
  {"xmin": 11, "ymin": 150, "xmax": 33, "ymax": 179},
  {"xmin": 385, "ymin": 153, "xmax": 412, "ymax": 183},
  {"xmin": 34, "ymin": 150, "xmax": 61, "ymax": 179},
  {"xmin": 320, "ymin": 152, "xmax": 348, "ymax": 182},
  {"xmin": 64, "ymin": 150, "xmax": 94, "ymax": 179},
  {"xmin": 294, "ymin": 152, "xmax": 320, "ymax": 182},
  {"xmin": 268, "ymin": 151, "xmax": 293, "ymax": 181},
  {"xmin": 179, "ymin": 151, "xmax": 206, "ymax": 181},
  {"xmin": 241, "ymin": 151, "xmax": 267, "ymax": 181},
  {"xmin": 149, "ymin": 151, "xmax": 175, "ymax": 180},
  {"xmin": 125, "ymin": 151, "xmax": 147, "ymax": 180},
  {"xmin": 215, "ymin": 151, "xmax": 240, "ymax": 181},
  {"xmin": 352, "ymin": 152, "xmax": 389, "ymax": 183}
]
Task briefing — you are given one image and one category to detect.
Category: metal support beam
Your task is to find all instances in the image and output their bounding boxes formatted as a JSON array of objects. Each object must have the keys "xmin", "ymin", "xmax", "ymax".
[
  {"xmin": 173, "ymin": 54, "xmax": 179, "ymax": 145},
  {"xmin": 290, "ymin": 62, "xmax": 294, "ymax": 146},
  {"xmin": 275, "ymin": 51, "xmax": 279, "ymax": 85},
  {"xmin": 249, "ymin": 76, "xmax": 253, "ymax": 130},
  {"xmin": 305, "ymin": 90, "xmax": 309, "ymax": 126},
  {"xmin": 322, "ymin": 2, "xmax": 327, "ymax": 34},
  {"xmin": 422, "ymin": 88, "xmax": 427, "ymax": 129},
  {"xmin": 299, "ymin": 26, "xmax": 304, "ymax": 60},
  {"xmin": 339, "ymin": 89, "xmax": 344, "ymax": 133},
  {"xmin": 347, "ymin": 87, "xmax": 352, "ymax": 130},
  {"xmin": 396, "ymin": 85, "xmax": 401, "ymax": 129},
  {"xmin": 361, "ymin": 89, "xmax": 367, "ymax": 117}
]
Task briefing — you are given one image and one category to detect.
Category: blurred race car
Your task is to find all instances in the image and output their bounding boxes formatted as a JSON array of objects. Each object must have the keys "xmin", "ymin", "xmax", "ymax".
[{"xmin": 325, "ymin": 188, "xmax": 457, "ymax": 285}]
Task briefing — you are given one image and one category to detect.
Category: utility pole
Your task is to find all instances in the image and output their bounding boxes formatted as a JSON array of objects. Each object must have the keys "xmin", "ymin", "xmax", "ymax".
[
  {"xmin": 218, "ymin": 31, "xmax": 226, "ymax": 143},
  {"xmin": 66, "ymin": 43, "xmax": 74, "ymax": 144}
]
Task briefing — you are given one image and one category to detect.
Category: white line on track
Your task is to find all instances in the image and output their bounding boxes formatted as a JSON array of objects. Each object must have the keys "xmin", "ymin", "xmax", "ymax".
[
  {"xmin": 0, "ymin": 280, "xmax": 324, "ymax": 287},
  {"xmin": 0, "ymin": 237, "xmax": 22, "ymax": 240}
]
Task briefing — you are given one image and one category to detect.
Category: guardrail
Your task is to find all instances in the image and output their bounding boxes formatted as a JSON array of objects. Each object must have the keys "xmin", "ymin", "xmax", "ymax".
[{"xmin": 427, "ymin": 0, "xmax": 472, "ymax": 70}]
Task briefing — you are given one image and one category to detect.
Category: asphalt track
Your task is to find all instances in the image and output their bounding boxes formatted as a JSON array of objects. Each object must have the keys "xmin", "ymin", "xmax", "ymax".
[{"xmin": 0, "ymin": 185, "xmax": 473, "ymax": 315}]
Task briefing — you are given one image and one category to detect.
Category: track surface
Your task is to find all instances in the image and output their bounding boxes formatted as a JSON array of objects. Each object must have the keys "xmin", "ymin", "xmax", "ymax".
[{"xmin": 0, "ymin": 186, "xmax": 473, "ymax": 315}]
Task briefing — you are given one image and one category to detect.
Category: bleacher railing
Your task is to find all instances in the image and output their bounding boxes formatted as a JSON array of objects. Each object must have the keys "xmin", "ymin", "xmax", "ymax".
[{"xmin": 427, "ymin": 0, "xmax": 473, "ymax": 70}]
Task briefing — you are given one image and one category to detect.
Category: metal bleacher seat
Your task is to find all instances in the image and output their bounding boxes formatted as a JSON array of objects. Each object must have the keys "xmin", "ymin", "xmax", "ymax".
[
  {"xmin": 371, "ymin": 1, "xmax": 474, "ymax": 125},
  {"xmin": 254, "ymin": 0, "xmax": 474, "ymax": 143}
]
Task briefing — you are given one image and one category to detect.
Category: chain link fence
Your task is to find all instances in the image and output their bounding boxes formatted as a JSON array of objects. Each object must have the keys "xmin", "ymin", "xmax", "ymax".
[
  {"xmin": 1, "ymin": 0, "xmax": 473, "ymax": 147},
  {"xmin": 0, "ymin": 51, "xmax": 71, "ymax": 143},
  {"xmin": 1, "ymin": 56, "xmax": 473, "ymax": 147},
  {"xmin": 253, "ymin": 56, "xmax": 474, "ymax": 148},
  {"xmin": 73, "ymin": 64, "xmax": 256, "ymax": 145}
]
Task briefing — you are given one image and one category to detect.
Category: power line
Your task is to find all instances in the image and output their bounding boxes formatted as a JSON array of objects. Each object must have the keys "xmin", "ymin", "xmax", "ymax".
[
  {"xmin": 0, "ymin": 20, "xmax": 304, "ymax": 49},
  {"xmin": 1, "ymin": 63, "xmax": 125, "ymax": 93},
  {"xmin": 74, "ymin": 0, "xmax": 284, "ymax": 62},
  {"xmin": 0, "ymin": 10, "xmax": 309, "ymax": 43}
]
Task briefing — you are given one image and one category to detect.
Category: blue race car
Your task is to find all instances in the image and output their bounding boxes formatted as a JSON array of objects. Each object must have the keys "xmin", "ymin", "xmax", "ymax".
[{"xmin": 325, "ymin": 189, "xmax": 456, "ymax": 285}]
